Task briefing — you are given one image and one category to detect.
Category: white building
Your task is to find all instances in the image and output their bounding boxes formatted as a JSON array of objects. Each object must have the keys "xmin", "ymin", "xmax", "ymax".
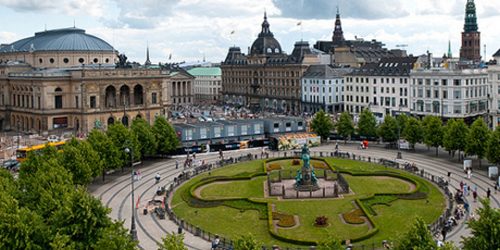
[
  {"xmin": 301, "ymin": 65, "xmax": 351, "ymax": 113},
  {"xmin": 488, "ymin": 50, "xmax": 500, "ymax": 129},
  {"xmin": 187, "ymin": 67, "xmax": 222, "ymax": 104},
  {"xmin": 410, "ymin": 64, "xmax": 489, "ymax": 122},
  {"xmin": 344, "ymin": 57, "xmax": 416, "ymax": 118}
]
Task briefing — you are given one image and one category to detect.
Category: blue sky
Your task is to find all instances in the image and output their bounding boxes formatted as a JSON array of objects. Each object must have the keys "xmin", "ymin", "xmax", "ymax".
[{"xmin": 1, "ymin": 0, "xmax": 499, "ymax": 64}]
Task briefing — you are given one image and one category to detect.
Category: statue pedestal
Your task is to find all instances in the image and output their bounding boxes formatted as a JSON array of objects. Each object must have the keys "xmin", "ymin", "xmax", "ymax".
[{"xmin": 295, "ymin": 166, "xmax": 319, "ymax": 191}]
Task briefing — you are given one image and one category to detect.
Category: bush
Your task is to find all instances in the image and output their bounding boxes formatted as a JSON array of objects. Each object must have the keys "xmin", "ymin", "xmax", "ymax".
[
  {"xmin": 272, "ymin": 212, "xmax": 296, "ymax": 228},
  {"xmin": 292, "ymin": 159, "xmax": 301, "ymax": 165},
  {"xmin": 312, "ymin": 162, "xmax": 329, "ymax": 169},
  {"xmin": 315, "ymin": 216, "xmax": 328, "ymax": 227},
  {"xmin": 342, "ymin": 209, "xmax": 366, "ymax": 224}
]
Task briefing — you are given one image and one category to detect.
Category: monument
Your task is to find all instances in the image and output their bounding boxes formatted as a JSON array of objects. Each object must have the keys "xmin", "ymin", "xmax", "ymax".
[{"xmin": 295, "ymin": 144, "xmax": 319, "ymax": 191}]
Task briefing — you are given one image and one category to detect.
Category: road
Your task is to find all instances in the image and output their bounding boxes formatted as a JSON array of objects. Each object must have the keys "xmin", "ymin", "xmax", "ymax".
[{"xmin": 89, "ymin": 143, "xmax": 500, "ymax": 249}]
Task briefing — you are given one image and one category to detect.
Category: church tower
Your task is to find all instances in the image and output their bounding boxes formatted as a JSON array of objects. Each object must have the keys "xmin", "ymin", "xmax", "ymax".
[
  {"xmin": 332, "ymin": 6, "xmax": 345, "ymax": 47},
  {"xmin": 460, "ymin": 0, "xmax": 481, "ymax": 61}
]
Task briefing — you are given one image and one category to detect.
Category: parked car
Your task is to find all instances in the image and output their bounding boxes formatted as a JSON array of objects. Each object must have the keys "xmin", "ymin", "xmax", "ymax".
[
  {"xmin": 47, "ymin": 135, "xmax": 60, "ymax": 142},
  {"xmin": 2, "ymin": 159, "xmax": 18, "ymax": 170}
]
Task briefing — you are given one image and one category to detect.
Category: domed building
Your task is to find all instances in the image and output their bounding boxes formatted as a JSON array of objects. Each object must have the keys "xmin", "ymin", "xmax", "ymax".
[
  {"xmin": 0, "ymin": 27, "xmax": 117, "ymax": 68},
  {"xmin": 0, "ymin": 27, "xmax": 194, "ymax": 135},
  {"xmin": 221, "ymin": 13, "xmax": 320, "ymax": 113}
]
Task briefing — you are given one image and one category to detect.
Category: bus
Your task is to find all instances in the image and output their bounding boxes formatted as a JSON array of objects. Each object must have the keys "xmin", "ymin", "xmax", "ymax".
[{"xmin": 16, "ymin": 141, "xmax": 66, "ymax": 162}]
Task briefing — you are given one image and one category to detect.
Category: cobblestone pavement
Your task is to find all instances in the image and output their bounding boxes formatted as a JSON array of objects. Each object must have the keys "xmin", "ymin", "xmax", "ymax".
[{"xmin": 89, "ymin": 143, "xmax": 500, "ymax": 249}]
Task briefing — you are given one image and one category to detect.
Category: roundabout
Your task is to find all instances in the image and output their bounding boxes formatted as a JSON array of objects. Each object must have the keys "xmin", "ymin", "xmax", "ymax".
[{"xmin": 89, "ymin": 144, "xmax": 500, "ymax": 249}]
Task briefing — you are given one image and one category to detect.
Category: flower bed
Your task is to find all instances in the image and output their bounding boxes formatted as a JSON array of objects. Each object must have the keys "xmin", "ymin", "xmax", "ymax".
[
  {"xmin": 291, "ymin": 159, "xmax": 301, "ymax": 166},
  {"xmin": 272, "ymin": 212, "xmax": 296, "ymax": 228},
  {"xmin": 342, "ymin": 209, "xmax": 366, "ymax": 224},
  {"xmin": 267, "ymin": 163, "xmax": 282, "ymax": 171},
  {"xmin": 314, "ymin": 216, "xmax": 328, "ymax": 227}
]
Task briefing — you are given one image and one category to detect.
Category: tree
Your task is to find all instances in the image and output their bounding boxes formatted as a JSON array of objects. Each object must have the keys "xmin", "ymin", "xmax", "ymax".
[
  {"xmin": 465, "ymin": 118, "xmax": 490, "ymax": 167},
  {"xmin": 94, "ymin": 221, "xmax": 138, "ymax": 250},
  {"xmin": 310, "ymin": 110, "xmax": 334, "ymax": 142},
  {"xmin": 357, "ymin": 109, "xmax": 377, "ymax": 138},
  {"xmin": 131, "ymin": 118, "xmax": 158, "ymax": 157},
  {"xmin": 443, "ymin": 119, "xmax": 469, "ymax": 160},
  {"xmin": 59, "ymin": 138, "xmax": 103, "ymax": 185},
  {"xmin": 318, "ymin": 237, "xmax": 343, "ymax": 250},
  {"xmin": 336, "ymin": 112, "xmax": 354, "ymax": 143},
  {"xmin": 486, "ymin": 126, "xmax": 500, "ymax": 166},
  {"xmin": 233, "ymin": 234, "xmax": 261, "ymax": 250},
  {"xmin": 377, "ymin": 115, "xmax": 398, "ymax": 144},
  {"xmin": 88, "ymin": 129, "xmax": 122, "ymax": 181},
  {"xmin": 107, "ymin": 123, "xmax": 141, "ymax": 163},
  {"xmin": 403, "ymin": 117, "xmax": 423, "ymax": 149},
  {"xmin": 153, "ymin": 116, "xmax": 179, "ymax": 155},
  {"xmin": 158, "ymin": 232, "xmax": 187, "ymax": 250},
  {"xmin": 462, "ymin": 199, "xmax": 500, "ymax": 250},
  {"xmin": 395, "ymin": 217, "xmax": 436, "ymax": 250},
  {"xmin": 423, "ymin": 116, "xmax": 444, "ymax": 156}
]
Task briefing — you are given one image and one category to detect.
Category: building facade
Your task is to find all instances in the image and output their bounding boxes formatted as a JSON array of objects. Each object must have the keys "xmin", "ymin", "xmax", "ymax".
[
  {"xmin": 344, "ymin": 57, "xmax": 416, "ymax": 118},
  {"xmin": 460, "ymin": 0, "xmax": 481, "ymax": 62},
  {"xmin": 0, "ymin": 27, "xmax": 192, "ymax": 134},
  {"xmin": 410, "ymin": 65, "xmax": 488, "ymax": 121},
  {"xmin": 301, "ymin": 65, "xmax": 350, "ymax": 114},
  {"xmin": 169, "ymin": 70, "xmax": 195, "ymax": 110},
  {"xmin": 488, "ymin": 50, "xmax": 500, "ymax": 129},
  {"xmin": 187, "ymin": 67, "xmax": 221, "ymax": 104},
  {"xmin": 221, "ymin": 13, "xmax": 319, "ymax": 114}
]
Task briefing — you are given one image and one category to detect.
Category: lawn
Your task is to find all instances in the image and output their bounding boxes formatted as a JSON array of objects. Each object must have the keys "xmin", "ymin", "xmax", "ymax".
[{"xmin": 170, "ymin": 157, "xmax": 446, "ymax": 247}]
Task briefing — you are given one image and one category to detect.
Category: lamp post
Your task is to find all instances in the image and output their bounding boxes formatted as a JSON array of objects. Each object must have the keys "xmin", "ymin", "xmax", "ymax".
[
  {"xmin": 124, "ymin": 147, "xmax": 138, "ymax": 241},
  {"xmin": 17, "ymin": 121, "xmax": 21, "ymax": 149},
  {"xmin": 396, "ymin": 108, "xmax": 402, "ymax": 159}
]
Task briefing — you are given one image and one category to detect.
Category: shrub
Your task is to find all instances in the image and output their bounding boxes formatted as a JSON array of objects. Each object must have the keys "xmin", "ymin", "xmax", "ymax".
[
  {"xmin": 292, "ymin": 159, "xmax": 301, "ymax": 165},
  {"xmin": 342, "ymin": 209, "xmax": 365, "ymax": 224},
  {"xmin": 272, "ymin": 212, "xmax": 296, "ymax": 228},
  {"xmin": 312, "ymin": 161, "xmax": 329, "ymax": 169},
  {"xmin": 315, "ymin": 216, "xmax": 328, "ymax": 227}
]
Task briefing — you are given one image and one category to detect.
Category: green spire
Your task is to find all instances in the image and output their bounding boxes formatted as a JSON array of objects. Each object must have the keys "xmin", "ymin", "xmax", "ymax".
[
  {"xmin": 464, "ymin": 0, "xmax": 478, "ymax": 32},
  {"xmin": 448, "ymin": 40, "xmax": 452, "ymax": 58}
]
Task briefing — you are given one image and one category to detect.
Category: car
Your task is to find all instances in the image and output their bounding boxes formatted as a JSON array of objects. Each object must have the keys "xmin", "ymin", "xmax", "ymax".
[
  {"xmin": 47, "ymin": 135, "xmax": 60, "ymax": 142},
  {"xmin": 2, "ymin": 159, "xmax": 18, "ymax": 169}
]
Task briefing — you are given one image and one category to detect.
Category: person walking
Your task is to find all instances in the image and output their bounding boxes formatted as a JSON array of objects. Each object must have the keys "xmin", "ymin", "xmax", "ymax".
[
  {"xmin": 472, "ymin": 190, "xmax": 478, "ymax": 202},
  {"xmin": 175, "ymin": 159, "xmax": 179, "ymax": 169},
  {"xmin": 487, "ymin": 188, "xmax": 491, "ymax": 199}
]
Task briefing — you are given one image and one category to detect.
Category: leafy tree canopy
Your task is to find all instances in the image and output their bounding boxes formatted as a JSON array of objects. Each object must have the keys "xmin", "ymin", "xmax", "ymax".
[
  {"xmin": 462, "ymin": 199, "xmax": 500, "ymax": 250},
  {"xmin": 357, "ymin": 109, "xmax": 377, "ymax": 138},
  {"xmin": 311, "ymin": 110, "xmax": 334, "ymax": 141},
  {"xmin": 158, "ymin": 232, "xmax": 187, "ymax": 250}
]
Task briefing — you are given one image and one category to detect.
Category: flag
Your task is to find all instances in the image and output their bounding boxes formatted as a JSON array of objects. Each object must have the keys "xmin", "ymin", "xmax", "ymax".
[
  {"xmin": 168, "ymin": 54, "xmax": 172, "ymax": 60},
  {"xmin": 297, "ymin": 21, "xmax": 302, "ymax": 26},
  {"xmin": 230, "ymin": 30, "xmax": 235, "ymax": 35}
]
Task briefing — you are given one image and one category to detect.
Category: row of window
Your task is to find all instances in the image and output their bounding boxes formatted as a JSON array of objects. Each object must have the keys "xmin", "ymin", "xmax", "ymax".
[
  {"xmin": 38, "ymin": 57, "xmax": 110, "ymax": 64},
  {"xmin": 303, "ymin": 79, "xmax": 343, "ymax": 85},
  {"xmin": 303, "ymin": 86, "xmax": 344, "ymax": 93},
  {"xmin": 224, "ymin": 70, "xmax": 300, "ymax": 78},
  {"xmin": 346, "ymin": 77, "xmax": 408, "ymax": 85},
  {"xmin": 413, "ymin": 78, "xmax": 487, "ymax": 86},
  {"xmin": 303, "ymin": 95, "xmax": 343, "ymax": 104}
]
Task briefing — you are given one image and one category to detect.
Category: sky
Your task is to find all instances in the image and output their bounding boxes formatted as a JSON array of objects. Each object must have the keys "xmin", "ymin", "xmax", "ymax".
[{"xmin": 1, "ymin": 0, "xmax": 500, "ymax": 64}]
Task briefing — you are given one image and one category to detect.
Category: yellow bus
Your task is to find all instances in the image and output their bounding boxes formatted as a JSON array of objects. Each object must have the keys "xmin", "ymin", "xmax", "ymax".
[{"xmin": 16, "ymin": 141, "xmax": 66, "ymax": 162}]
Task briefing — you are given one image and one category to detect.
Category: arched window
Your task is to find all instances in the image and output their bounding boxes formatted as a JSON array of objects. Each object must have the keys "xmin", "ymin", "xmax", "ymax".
[
  {"xmin": 105, "ymin": 86, "xmax": 117, "ymax": 108},
  {"xmin": 134, "ymin": 85, "xmax": 144, "ymax": 105},
  {"xmin": 120, "ymin": 85, "xmax": 130, "ymax": 106},
  {"xmin": 54, "ymin": 87, "xmax": 63, "ymax": 109}
]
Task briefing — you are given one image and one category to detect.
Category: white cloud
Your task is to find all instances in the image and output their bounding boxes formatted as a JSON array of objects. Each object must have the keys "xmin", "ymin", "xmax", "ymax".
[{"xmin": 0, "ymin": 0, "xmax": 105, "ymax": 17}]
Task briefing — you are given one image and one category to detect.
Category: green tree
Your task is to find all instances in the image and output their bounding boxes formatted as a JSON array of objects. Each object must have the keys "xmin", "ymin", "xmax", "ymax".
[
  {"xmin": 465, "ymin": 118, "xmax": 490, "ymax": 167},
  {"xmin": 131, "ymin": 118, "xmax": 158, "ymax": 157},
  {"xmin": 318, "ymin": 237, "xmax": 343, "ymax": 250},
  {"xmin": 395, "ymin": 217, "xmax": 436, "ymax": 250},
  {"xmin": 107, "ymin": 123, "xmax": 141, "ymax": 163},
  {"xmin": 153, "ymin": 116, "xmax": 179, "ymax": 155},
  {"xmin": 95, "ymin": 221, "xmax": 138, "ymax": 250},
  {"xmin": 336, "ymin": 112, "xmax": 354, "ymax": 143},
  {"xmin": 158, "ymin": 232, "xmax": 187, "ymax": 250},
  {"xmin": 310, "ymin": 109, "xmax": 334, "ymax": 142},
  {"xmin": 88, "ymin": 129, "xmax": 123, "ymax": 181},
  {"xmin": 357, "ymin": 109, "xmax": 377, "ymax": 138},
  {"xmin": 443, "ymin": 119, "xmax": 469, "ymax": 160},
  {"xmin": 396, "ymin": 113, "xmax": 409, "ymax": 136},
  {"xmin": 486, "ymin": 126, "xmax": 500, "ymax": 166},
  {"xmin": 378, "ymin": 115, "xmax": 398, "ymax": 144},
  {"xmin": 403, "ymin": 117, "xmax": 423, "ymax": 149},
  {"xmin": 423, "ymin": 115, "xmax": 444, "ymax": 156},
  {"xmin": 233, "ymin": 234, "xmax": 261, "ymax": 250},
  {"xmin": 59, "ymin": 138, "xmax": 102, "ymax": 185},
  {"xmin": 462, "ymin": 199, "xmax": 500, "ymax": 250}
]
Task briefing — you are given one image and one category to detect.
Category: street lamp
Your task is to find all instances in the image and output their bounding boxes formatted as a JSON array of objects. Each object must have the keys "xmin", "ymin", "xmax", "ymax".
[
  {"xmin": 124, "ymin": 147, "xmax": 138, "ymax": 241},
  {"xmin": 396, "ymin": 108, "xmax": 402, "ymax": 159}
]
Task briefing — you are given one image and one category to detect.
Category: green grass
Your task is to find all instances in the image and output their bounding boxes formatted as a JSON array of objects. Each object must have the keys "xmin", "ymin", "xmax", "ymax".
[{"xmin": 171, "ymin": 157, "xmax": 446, "ymax": 247}]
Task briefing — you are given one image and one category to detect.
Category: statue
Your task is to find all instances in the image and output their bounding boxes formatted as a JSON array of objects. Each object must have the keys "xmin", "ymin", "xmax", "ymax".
[{"xmin": 295, "ymin": 143, "xmax": 319, "ymax": 190}]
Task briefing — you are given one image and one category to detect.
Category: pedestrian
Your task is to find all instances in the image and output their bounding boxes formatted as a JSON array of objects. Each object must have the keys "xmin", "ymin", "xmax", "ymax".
[
  {"xmin": 467, "ymin": 185, "xmax": 471, "ymax": 196},
  {"xmin": 211, "ymin": 235, "xmax": 220, "ymax": 250},
  {"xmin": 441, "ymin": 227, "xmax": 447, "ymax": 241},
  {"xmin": 460, "ymin": 181, "xmax": 464, "ymax": 191},
  {"xmin": 487, "ymin": 188, "xmax": 491, "ymax": 199},
  {"xmin": 463, "ymin": 183, "xmax": 468, "ymax": 196},
  {"xmin": 447, "ymin": 172, "xmax": 451, "ymax": 182},
  {"xmin": 467, "ymin": 168, "xmax": 472, "ymax": 179},
  {"xmin": 155, "ymin": 172, "xmax": 161, "ymax": 184},
  {"xmin": 472, "ymin": 190, "xmax": 477, "ymax": 202},
  {"xmin": 175, "ymin": 159, "xmax": 179, "ymax": 169},
  {"xmin": 137, "ymin": 170, "xmax": 141, "ymax": 180}
]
